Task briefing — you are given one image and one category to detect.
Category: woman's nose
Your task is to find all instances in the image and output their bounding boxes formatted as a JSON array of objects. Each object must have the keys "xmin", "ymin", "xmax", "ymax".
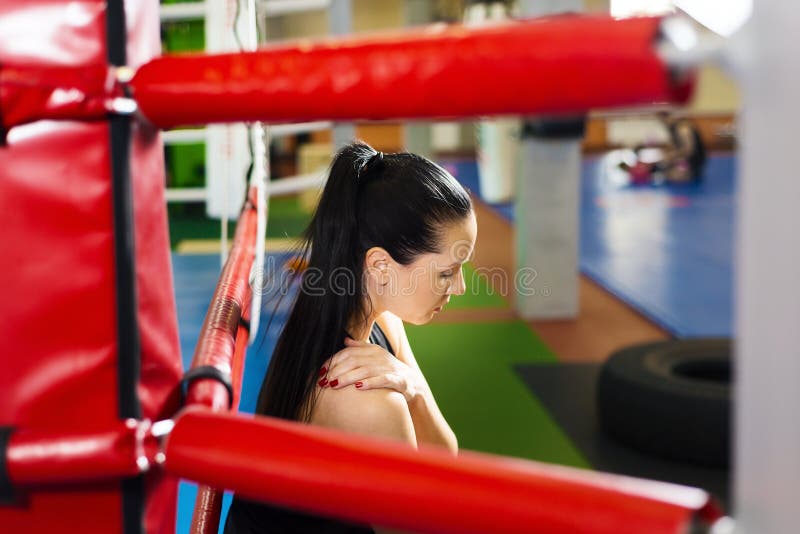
[{"xmin": 452, "ymin": 270, "xmax": 466, "ymax": 296}]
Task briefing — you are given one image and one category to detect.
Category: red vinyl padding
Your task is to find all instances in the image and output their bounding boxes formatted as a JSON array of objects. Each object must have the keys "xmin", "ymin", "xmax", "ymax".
[
  {"xmin": 166, "ymin": 409, "xmax": 721, "ymax": 534},
  {"xmin": 0, "ymin": 1, "xmax": 181, "ymax": 532},
  {"xmin": 185, "ymin": 206, "xmax": 256, "ymax": 412},
  {"xmin": 130, "ymin": 15, "xmax": 694, "ymax": 129},
  {"xmin": 185, "ymin": 203, "xmax": 257, "ymax": 534}
]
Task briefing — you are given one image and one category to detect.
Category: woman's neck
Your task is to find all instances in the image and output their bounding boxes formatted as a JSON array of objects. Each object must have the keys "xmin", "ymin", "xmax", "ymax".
[
  {"xmin": 347, "ymin": 291, "xmax": 384, "ymax": 342},
  {"xmin": 347, "ymin": 317, "xmax": 375, "ymax": 342},
  {"xmin": 347, "ymin": 307, "xmax": 380, "ymax": 342}
]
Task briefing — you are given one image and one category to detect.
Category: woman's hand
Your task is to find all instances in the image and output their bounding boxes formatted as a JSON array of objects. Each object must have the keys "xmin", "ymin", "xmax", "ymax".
[{"xmin": 319, "ymin": 337, "xmax": 426, "ymax": 403}]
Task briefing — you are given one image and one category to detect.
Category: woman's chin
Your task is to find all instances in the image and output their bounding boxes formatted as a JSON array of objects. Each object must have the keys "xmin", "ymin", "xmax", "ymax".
[
  {"xmin": 395, "ymin": 307, "xmax": 441, "ymax": 325},
  {"xmin": 407, "ymin": 314, "xmax": 434, "ymax": 326}
]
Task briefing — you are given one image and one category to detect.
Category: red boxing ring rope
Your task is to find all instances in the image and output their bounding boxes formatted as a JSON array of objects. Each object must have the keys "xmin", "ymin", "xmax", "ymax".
[
  {"xmin": 167, "ymin": 409, "xmax": 721, "ymax": 534},
  {"xmin": 188, "ymin": 323, "xmax": 253, "ymax": 534},
  {"xmin": 5, "ymin": 421, "xmax": 157, "ymax": 486},
  {"xmin": 0, "ymin": 16, "xmax": 693, "ymax": 135},
  {"xmin": 129, "ymin": 15, "xmax": 690, "ymax": 128},
  {"xmin": 182, "ymin": 195, "xmax": 258, "ymax": 533},
  {"xmin": 184, "ymin": 203, "xmax": 256, "ymax": 411},
  {"xmin": 0, "ymin": 63, "xmax": 113, "ymax": 134}
]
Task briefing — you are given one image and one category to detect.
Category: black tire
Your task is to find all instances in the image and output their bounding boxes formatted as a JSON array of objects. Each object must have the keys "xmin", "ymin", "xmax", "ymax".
[{"xmin": 597, "ymin": 339, "xmax": 732, "ymax": 468}]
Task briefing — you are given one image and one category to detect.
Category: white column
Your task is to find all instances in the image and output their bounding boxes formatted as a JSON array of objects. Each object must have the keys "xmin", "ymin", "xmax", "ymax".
[
  {"xmin": 514, "ymin": 0, "xmax": 584, "ymax": 319},
  {"xmin": 514, "ymin": 138, "xmax": 581, "ymax": 318},
  {"xmin": 732, "ymin": 2, "xmax": 800, "ymax": 532}
]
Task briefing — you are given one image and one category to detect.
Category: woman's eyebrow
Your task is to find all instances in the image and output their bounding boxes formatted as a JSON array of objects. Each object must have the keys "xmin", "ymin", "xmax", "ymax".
[
  {"xmin": 445, "ymin": 255, "xmax": 474, "ymax": 269},
  {"xmin": 460, "ymin": 249, "xmax": 476, "ymax": 264}
]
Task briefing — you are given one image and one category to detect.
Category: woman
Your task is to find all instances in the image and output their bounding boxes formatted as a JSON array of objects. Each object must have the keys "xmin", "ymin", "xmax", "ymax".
[
  {"xmin": 225, "ymin": 141, "xmax": 476, "ymax": 533},
  {"xmin": 621, "ymin": 111, "xmax": 707, "ymax": 184},
  {"xmin": 657, "ymin": 111, "xmax": 707, "ymax": 182}
]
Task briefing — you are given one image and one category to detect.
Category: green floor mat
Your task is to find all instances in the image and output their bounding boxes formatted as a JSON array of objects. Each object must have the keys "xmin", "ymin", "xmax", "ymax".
[
  {"xmin": 406, "ymin": 321, "xmax": 589, "ymax": 469},
  {"xmin": 446, "ymin": 263, "xmax": 509, "ymax": 310}
]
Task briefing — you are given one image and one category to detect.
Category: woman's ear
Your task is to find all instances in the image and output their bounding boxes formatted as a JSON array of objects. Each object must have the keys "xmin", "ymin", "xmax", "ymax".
[{"xmin": 364, "ymin": 247, "xmax": 391, "ymax": 285}]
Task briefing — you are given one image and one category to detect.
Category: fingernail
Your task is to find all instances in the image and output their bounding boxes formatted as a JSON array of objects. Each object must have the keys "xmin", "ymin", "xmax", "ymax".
[
  {"xmin": 355, "ymin": 381, "xmax": 363, "ymax": 389},
  {"xmin": 319, "ymin": 367, "xmax": 327, "ymax": 377},
  {"xmin": 329, "ymin": 379, "xmax": 339, "ymax": 388},
  {"xmin": 318, "ymin": 378, "xmax": 328, "ymax": 387}
]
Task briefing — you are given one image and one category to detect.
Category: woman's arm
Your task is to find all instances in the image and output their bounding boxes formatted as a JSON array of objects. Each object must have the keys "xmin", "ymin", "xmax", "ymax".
[{"xmin": 378, "ymin": 313, "xmax": 459, "ymax": 455}]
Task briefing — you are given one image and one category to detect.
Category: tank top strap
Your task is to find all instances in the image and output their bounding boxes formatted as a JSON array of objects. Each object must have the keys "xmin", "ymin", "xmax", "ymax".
[{"xmin": 369, "ymin": 323, "xmax": 395, "ymax": 355}]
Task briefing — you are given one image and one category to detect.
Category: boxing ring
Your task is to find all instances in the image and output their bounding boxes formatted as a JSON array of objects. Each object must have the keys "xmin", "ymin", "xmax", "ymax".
[{"xmin": 5, "ymin": 1, "xmax": 782, "ymax": 532}]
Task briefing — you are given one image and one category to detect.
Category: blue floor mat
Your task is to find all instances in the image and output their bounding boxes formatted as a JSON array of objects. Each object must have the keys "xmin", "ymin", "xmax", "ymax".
[
  {"xmin": 443, "ymin": 155, "xmax": 735, "ymax": 338},
  {"xmin": 172, "ymin": 252, "xmax": 294, "ymax": 533}
]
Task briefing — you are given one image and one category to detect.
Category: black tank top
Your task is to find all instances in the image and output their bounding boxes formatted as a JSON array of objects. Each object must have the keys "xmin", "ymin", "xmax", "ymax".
[{"xmin": 224, "ymin": 323, "xmax": 394, "ymax": 534}]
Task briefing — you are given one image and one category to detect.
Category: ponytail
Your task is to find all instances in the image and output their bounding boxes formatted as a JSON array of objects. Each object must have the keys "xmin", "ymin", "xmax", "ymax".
[{"xmin": 257, "ymin": 142, "xmax": 379, "ymax": 421}]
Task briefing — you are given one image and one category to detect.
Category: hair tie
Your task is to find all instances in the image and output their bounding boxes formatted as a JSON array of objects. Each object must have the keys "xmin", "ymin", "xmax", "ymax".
[
  {"xmin": 368, "ymin": 151, "xmax": 384, "ymax": 167},
  {"xmin": 360, "ymin": 151, "xmax": 384, "ymax": 177}
]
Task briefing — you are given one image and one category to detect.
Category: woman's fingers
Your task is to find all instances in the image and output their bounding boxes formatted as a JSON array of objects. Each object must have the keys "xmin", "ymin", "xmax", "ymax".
[
  {"xmin": 318, "ymin": 339, "xmax": 401, "ymax": 389},
  {"xmin": 327, "ymin": 371, "xmax": 405, "ymax": 395},
  {"xmin": 321, "ymin": 343, "xmax": 385, "ymax": 375},
  {"xmin": 323, "ymin": 356, "xmax": 397, "ymax": 389},
  {"xmin": 325, "ymin": 367, "xmax": 371, "ymax": 389},
  {"xmin": 362, "ymin": 374, "xmax": 407, "ymax": 399},
  {"xmin": 350, "ymin": 376, "xmax": 379, "ymax": 391},
  {"xmin": 325, "ymin": 357, "xmax": 369, "ymax": 384},
  {"xmin": 319, "ymin": 359, "xmax": 411, "ymax": 401},
  {"xmin": 320, "ymin": 346, "xmax": 368, "ymax": 374}
]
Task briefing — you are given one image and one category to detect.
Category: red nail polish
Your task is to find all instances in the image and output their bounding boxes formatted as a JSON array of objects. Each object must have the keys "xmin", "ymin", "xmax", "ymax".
[
  {"xmin": 329, "ymin": 379, "xmax": 339, "ymax": 388},
  {"xmin": 319, "ymin": 367, "xmax": 327, "ymax": 377},
  {"xmin": 318, "ymin": 378, "xmax": 328, "ymax": 387},
  {"xmin": 355, "ymin": 381, "xmax": 363, "ymax": 389}
]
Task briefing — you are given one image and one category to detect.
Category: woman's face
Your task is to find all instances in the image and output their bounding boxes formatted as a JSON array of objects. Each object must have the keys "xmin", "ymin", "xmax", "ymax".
[{"xmin": 379, "ymin": 211, "xmax": 477, "ymax": 325}]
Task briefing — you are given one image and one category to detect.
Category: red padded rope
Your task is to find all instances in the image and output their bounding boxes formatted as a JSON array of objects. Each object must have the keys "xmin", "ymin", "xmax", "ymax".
[
  {"xmin": 0, "ymin": 63, "xmax": 113, "ymax": 137},
  {"xmin": 184, "ymin": 197, "xmax": 256, "ymax": 533},
  {"xmin": 184, "ymin": 205, "xmax": 256, "ymax": 411},
  {"xmin": 188, "ymin": 323, "xmax": 253, "ymax": 534},
  {"xmin": 230, "ymin": 323, "xmax": 250, "ymax": 413},
  {"xmin": 130, "ymin": 15, "xmax": 693, "ymax": 129},
  {"xmin": 5, "ymin": 420, "xmax": 159, "ymax": 485},
  {"xmin": 190, "ymin": 485, "xmax": 225, "ymax": 534},
  {"xmin": 166, "ymin": 409, "xmax": 722, "ymax": 534}
]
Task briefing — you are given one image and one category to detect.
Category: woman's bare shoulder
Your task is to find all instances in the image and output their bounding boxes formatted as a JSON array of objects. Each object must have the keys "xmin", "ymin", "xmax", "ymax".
[{"xmin": 312, "ymin": 386, "xmax": 417, "ymax": 448}]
